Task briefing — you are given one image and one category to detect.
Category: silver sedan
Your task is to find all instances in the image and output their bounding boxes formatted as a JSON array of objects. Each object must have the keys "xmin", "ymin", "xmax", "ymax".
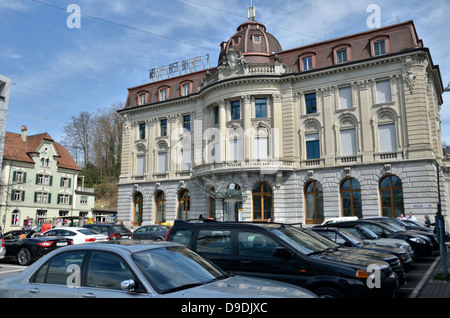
[{"xmin": 0, "ymin": 241, "xmax": 316, "ymax": 298}]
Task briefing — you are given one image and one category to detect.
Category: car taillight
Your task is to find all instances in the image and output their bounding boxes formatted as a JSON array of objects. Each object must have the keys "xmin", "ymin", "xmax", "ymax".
[
  {"xmin": 1, "ymin": 237, "xmax": 4, "ymax": 247},
  {"xmin": 85, "ymin": 238, "xmax": 97, "ymax": 242},
  {"xmin": 110, "ymin": 233, "xmax": 121, "ymax": 239},
  {"xmin": 38, "ymin": 241, "xmax": 55, "ymax": 247},
  {"xmin": 164, "ymin": 228, "xmax": 172, "ymax": 241}
]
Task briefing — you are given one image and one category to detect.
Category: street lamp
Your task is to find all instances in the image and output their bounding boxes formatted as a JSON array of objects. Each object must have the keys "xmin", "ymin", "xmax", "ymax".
[{"xmin": 445, "ymin": 82, "xmax": 450, "ymax": 92}]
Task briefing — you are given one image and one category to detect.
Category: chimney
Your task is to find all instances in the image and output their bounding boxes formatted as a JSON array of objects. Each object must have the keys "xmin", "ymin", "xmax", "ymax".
[{"xmin": 21, "ymin": 125, "xmax": 27, "ymax": 142}]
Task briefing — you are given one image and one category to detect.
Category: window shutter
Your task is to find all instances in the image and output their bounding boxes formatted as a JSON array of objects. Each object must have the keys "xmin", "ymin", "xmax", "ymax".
[
  {"xmin": 11, "ymin": 191, "xmax": 15, "ymax": 201},
  {"xmin": 34, "ymin": 192, "xmax": 38, "ymax": 203},
  {"xmin": 21, "ymin": 191, "xmax": 25, "ymax": 201},
  {"xmin": 68, "ymin": 178, "xmax": 71, "ymax": 188},
  {"xmin": 23, "ymin": 172, "xmax": 27, "ymax": 183},
  {"xmin": 50, "ymin": 176, "xmax": 53, "ymax": 186},
  {"xmin": 48, "ymin": 193, "xmax": 52, "ymax": 204},
  {"xmin": 69, "ymin": 195, "xmax": 73, "ymax": 205},
  {"xmin": 36, "ymin": 174, "xmax": 39, "ymax": 184},
  {"xmin": 57, "ymin": 194, "xmax": 61, "ymax": 204},
  {"xmin": 13, "ymin": 171, "xmax": 16, "ymax": 182}
]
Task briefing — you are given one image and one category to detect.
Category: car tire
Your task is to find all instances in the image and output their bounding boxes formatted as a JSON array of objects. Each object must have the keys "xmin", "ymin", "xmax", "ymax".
[
  {"xmin": 16, "ymin": 248, "xmax": 32, "ymax": 266},
  {"xmin": 313, "ymin": 286, "xmax": 346, "ymax": 298},
  {"xmin": 155, "ymin": 237, "xmax": 163, "ymax": 242}
]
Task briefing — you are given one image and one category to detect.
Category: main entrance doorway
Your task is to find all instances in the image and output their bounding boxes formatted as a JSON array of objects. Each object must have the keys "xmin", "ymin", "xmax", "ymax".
[{"xmin": 224, "ymin": 199, "xmax": 242, "ymax": 222}]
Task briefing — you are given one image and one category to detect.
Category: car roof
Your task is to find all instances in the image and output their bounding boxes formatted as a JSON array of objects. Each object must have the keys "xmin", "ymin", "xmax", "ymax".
[
  {"xmin": 46, "ymin": 227, "xmax": 86, "ymax": 231},
  {"xmin": 172, "ymin": 220, "xmax": 291, "ymax": 231},
  {"xmin": 59, "ymin": 240, "xmax": 181, "ymax": 253}
]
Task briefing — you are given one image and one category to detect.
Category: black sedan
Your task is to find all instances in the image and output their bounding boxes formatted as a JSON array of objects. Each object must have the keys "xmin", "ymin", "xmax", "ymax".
[
  {"xmin": 132, "ymin": 225, "xmax": 169, "ymax": 241},
  {"xmin": 322, "ymin": 220, "xmax": 436, "ymax": 257},
  {"xmin": 3, "ymin": 230, "xmax": 73, "ymax": 265}
]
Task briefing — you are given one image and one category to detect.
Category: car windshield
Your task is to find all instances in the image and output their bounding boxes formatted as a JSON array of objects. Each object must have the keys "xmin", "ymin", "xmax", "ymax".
[
  {"xmin": 269, "ymin": 226, "xmax": 331, "ymax": 255},
  {"xmin": 303, "ymin": 230, "xmax": 340, "ymax": 248},
  {"xmin": 132, "ymin": 246, "xmax": 228, "ymax": 294},
  {"xmin": 354, "ymin": 226, "xmax": 379, "ymax": 239},
  {"xmin": 78, "ymin": 229, "xmax": 99, "ymax": 235},
  {"xmin": 338, "ymin": 229, "xmax": 365, "ymax": 246}
]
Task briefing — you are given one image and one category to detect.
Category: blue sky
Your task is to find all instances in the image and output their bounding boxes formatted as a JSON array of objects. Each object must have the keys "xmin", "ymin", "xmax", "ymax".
[{"xmin": 1, "ymin": 0, "xmax": 450, "ymax": 145}]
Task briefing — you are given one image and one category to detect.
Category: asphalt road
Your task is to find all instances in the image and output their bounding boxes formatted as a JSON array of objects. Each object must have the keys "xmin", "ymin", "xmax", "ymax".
[{"xmin": 0, "ymin": 254, "xmax": 440, "ymax": 298}]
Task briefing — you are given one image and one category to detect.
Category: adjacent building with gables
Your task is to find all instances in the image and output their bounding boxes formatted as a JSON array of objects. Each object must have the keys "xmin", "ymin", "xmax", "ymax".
[{"xmin": 0, "ymin": 126, "xmax": 95, "ymax": 232}]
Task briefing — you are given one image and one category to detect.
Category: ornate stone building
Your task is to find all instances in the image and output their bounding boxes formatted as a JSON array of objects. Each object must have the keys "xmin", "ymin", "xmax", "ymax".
[{"xmin": 117, "ymin": 19, "xmax": 448, "ymax": 229}]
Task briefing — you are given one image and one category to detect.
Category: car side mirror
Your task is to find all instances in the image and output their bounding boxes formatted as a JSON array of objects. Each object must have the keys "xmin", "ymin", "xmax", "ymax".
[
  {"xmin": 343, "ymin": 241, "xmax": 352, "ymax": 247},
  {"xmin": 121, "ymin": 279, "xmax": 135, "ymax": 292},
  {"xmin": 273, "ymin": 247, "xmax": 292, "ymax": 260}
]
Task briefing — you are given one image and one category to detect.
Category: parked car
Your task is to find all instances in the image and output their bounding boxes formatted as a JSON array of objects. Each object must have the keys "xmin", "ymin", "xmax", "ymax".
[
  {"xmin": 133, "ymin": 225, "xmax": 168, "ymax": 241},
  {"xmin": 166, "ymin": 220, "xmax": 399, "ymax": 298},
  {"xmin": 83, "ymin": 223, "xmax": 132, "ymax": 240},
  {"xmin": 322, "ymin": 220, "xmax": 436, "ymax": 257},
  {"xmin": 311, "ymin": 227, "xmax": 412, "ymax": 277},
  {"xmin": 2, "ymin": 230, "xmax": 73, "ymax": 265},
  {"xmin": 362, "ymin": 217, "xmax": 440, "ymax": 252},
  {"xmin": 325, "ymin": 224, "xmax": 415, "ymax": 259},
  {"xmin": 41, "ymin": 227, "xmax": 109, "ymax": 244},
  {"xmin": 0, "ymin": 241, "xmax": 316, "ymax": 298}
]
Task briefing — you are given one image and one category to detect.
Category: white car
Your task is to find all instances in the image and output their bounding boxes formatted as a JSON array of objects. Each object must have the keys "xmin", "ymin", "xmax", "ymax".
[{"xmin": 42, "ymin": 227, "xmax": 109, "ymax": 244}]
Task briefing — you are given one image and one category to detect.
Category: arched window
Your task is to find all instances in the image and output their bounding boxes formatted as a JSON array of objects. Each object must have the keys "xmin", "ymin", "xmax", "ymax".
[
  {"xmin": 178, "ymin": 189, "xmax": 190, "ymax": 220},
  {"xmin": 155, "ymin": 190, "xmax": 165, "ymax": 224},
  {"xmin": 340, "ymin": 178, "xmax": 362, "ymax": 218},
  {"xmin": 379, "ymin": 175, "xmax": 404, "ymax": 217},
  {"xmin": 305, "ymin": 180, "xmax": 324, "ymax": 224},
  {"xmin": 133, "ymin": 192, "xmax": 143, "ymax": 226},
  {"xmin": 252, "ymin": 182, "xmax": 272, "ymax": 221}
]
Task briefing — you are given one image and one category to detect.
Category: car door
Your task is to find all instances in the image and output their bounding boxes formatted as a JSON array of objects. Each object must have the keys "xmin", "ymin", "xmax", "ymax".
[
  {"xmin": 194, "ymin": 229, "xmax": 233, "ymax": 271},
  {"xmin": 77, "ymin": 251, "xmax": 150, "ymax": 298},
  {"xmin": 25, "ymin": 250, "xmax": 87, "ymax": 298},
  {"xmin": 233, "ymin": 230, "xmax": 300, "ymax": 285}
]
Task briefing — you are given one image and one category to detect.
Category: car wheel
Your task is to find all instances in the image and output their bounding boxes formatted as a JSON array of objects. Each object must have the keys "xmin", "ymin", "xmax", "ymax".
[
  {"xmin": 155, "ymin": 237, "xmax": 163, "ymax": 242},
  {"xmin": 17, "ymin": 248, "xmax": 32, "ymax": 265},
  {"xmin": 313, "ymin": 286, "xmax": 346, "ymax": 298}
]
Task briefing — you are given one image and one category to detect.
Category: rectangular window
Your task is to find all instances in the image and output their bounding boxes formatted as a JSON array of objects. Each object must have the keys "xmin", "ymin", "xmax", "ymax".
[
  {"xmin": 340, "ymin": 129, "xmax": 357, "ymax": 156},
  {"xmin": 379, "ymin": 124, "xmax": 397, "ymax": 152},
  {"xmin": 230, "ymin": 138, "xmax": 242, "ymax": 161},
  {"xmin": 139, "ymin": 94, "xmax": 146, "ymax": 105},
  {"xmin": 139, "ymin": 123, "xmax": 146, "ymax": 139},
  {"xmin": 36, "ymin": 192, "xmax": 49, "ymax": 203},
  {"xmin": 61, "ymin": 177, "xmax": 71, "ymax": 188},
  {"xmin": 181, "ymin": 149, "xmax": 191, "ymax": 171},
  {"xmin": 336, "ymin": 49, "xmax": 348, "ymax": 64},
  {"xmin": 159, "ymin": 88, "xmax": 167, "ymax": 101},
  {"xmin": 213, "ymin": 107, "xmax": 219, "ymax": 125},
  {"xmin": 339, "ymin": 86, "xmax": 353, "ymax": 109},
  {"xmin": 158, "ymin": 152, "xmax": 167, "ymax": 173},
  {"xmin": 182, "ymin": 83, "xmax": 190, "ymax": 96},
  {"xmin": 37, "ymin": 174, "xmax": 51, "ymax": 185},
  {"xmin": 12, "ymin": 190, "xmax": 24, "ymax": 201},
  {"xmin": 376, "ymin": 80, "xmax": 391, "ymax": 103},
  {"xmin": 11, "ymin": 211, "xmax": 19, "ymax": 226},
  {"xmin": 231, "ymin": 101, "xmax": 240, "ymax": 120},
  {"xmin": 255, "ymin": 98, "xmax": 267, "ymax": 118},
  {"xmin": 374, "ymin": 40, "xmax": 386, "ymax": 56},
  {"xmin": 306, "ymin": 134, "xmax": 320, "ymax": 159},
  {"xmin": 137, "ymin": 155, "xmax": 145, "ymax": 175},
  {"xmin": 302, "ymin": 56, "xmax": 313, "ymax": 71},
  {"xmin": 305, "ymin": 93, "xmax": 317, "ymax": 114},
  {"xmin": 14, "ymin": 171, "xmax": 24, "ymax": 183},
  {"xmin": 253, "ymin": 35, "xmax": 261, "ymax": 43},
  {"xmin": 254, "ymin": 136, "xmax": 269, "ymax": 160},
  {"xmin": 160, "ymin": 119, "xmax": 167, "ymax": 136},
  {"xmin": 58, "ymin": 194, "xmax": 70, "ymax": 205},
  {"xmin": 183, "ymin": 115, "xmax": 191, "ymax": 132},
  {"xmin": 80, "ymin": 196, "xmax": 88, "ymax": 205}
]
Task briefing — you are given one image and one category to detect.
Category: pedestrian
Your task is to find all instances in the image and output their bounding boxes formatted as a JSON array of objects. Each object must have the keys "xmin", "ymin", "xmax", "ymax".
[
  {"xmin": 397, "ymin": 213, "xmax": 406, "ymax": 220},
  {"xmin": 41, "ymin": 220, "xmax": 52, "ymax": 233},
  {"xmin": 407, "ymin": 212, "xmax": 417, "ymax": 222},
  {"xmin": 424, "ymin": 215, "xmax": 431, "ymax": 228}
]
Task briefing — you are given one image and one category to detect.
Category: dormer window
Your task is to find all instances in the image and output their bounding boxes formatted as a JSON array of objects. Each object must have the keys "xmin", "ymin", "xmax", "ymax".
[
  {"xmin": 138, "ymin": 93, "xmax": 146, "ymax": 105},
  {"xmin": 158, "ymin": 87, "xmax": 169, "ymax": 101},
  {"xmin": 370, "ymin": 36, "xmax": 389, "ymax": 57},
  {"xmin": 333, "ymin": 44, "xmax": 351, "ymax": 64},
  {"xmin": 299, "ymin": 52, "xmax": 315, "ymax": 72}
]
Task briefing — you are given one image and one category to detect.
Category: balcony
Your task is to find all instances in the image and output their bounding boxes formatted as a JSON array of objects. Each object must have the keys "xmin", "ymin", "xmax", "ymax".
[{"xmin": 193, "ymin": 160, "xmax": 295, "ymax": 177}]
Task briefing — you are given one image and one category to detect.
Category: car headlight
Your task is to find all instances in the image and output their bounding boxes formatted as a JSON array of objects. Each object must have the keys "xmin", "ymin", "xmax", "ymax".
[{"xmin": 410, "ymin": 237, "xmax": 426, "ymax": 244}]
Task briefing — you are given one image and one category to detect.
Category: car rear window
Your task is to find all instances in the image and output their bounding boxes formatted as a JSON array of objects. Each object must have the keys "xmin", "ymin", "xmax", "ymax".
[
  {"xmin": 113, "ymin": 225, "xmax": 132, "ymax": 234},
  {"xmin": 167, "ymin": 229, "xmax": 195, "ymax": 246}
]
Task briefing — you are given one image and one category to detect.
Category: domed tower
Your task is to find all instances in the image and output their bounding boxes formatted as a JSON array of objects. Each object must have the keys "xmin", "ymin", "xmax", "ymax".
[{"xmin": 218, "ymin": 20, "xmax": 282, "ymax": 65}]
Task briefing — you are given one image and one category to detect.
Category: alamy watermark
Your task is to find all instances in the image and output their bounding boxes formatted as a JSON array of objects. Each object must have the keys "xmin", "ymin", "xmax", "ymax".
[{"xmin": 66, "ymin": 4, "xmax": 81, "ymax": 29}]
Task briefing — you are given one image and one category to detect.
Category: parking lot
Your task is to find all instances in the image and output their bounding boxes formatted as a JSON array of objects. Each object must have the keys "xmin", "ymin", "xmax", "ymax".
[{"xmin": 0, "ymin": 253, "xmax": 441, "ymax": 298}]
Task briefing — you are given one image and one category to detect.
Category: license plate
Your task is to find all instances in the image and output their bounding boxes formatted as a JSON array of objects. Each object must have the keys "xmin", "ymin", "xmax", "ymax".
[
  {"xmin": 57, "ymin": 242, "xmax": 68, "ymax": 246},
  {"xmin": 122, "ymin": 236, "xmax": 129, "ymax": 239}
]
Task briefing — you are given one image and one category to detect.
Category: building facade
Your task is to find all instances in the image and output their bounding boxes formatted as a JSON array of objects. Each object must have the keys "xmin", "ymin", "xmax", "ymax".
[
  {"xmin": 117, "ymin": 20, "xmax": 448, "ymax": 230},
  {"xmin": 0, "ymin": 126, "xmax": 95, "ymax": 232},
  {"xmin": 0, "ymin": 75, "xmax": 11, "ymax": 174}
]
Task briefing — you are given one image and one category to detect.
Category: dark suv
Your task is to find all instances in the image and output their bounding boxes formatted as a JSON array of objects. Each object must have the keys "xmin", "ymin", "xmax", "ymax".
[
  {"xmin": 165, "ymin": 220, "xmax": 399, "ymax": 298},
  {"xmin": 83, "ymin": 223, "xmax": 132, "ymax": 240}
]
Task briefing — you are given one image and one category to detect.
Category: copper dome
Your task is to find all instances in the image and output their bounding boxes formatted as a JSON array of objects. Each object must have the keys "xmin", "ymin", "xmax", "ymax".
[{"xmin": 218, "ymin": 20, "xmax": 282, "ymax": 65}]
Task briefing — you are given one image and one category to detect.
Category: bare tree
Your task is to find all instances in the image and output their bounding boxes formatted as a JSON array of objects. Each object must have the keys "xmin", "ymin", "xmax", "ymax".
[{"xmin": 63, "ymin": 111, "xmax": 93, "ymax": 168}]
